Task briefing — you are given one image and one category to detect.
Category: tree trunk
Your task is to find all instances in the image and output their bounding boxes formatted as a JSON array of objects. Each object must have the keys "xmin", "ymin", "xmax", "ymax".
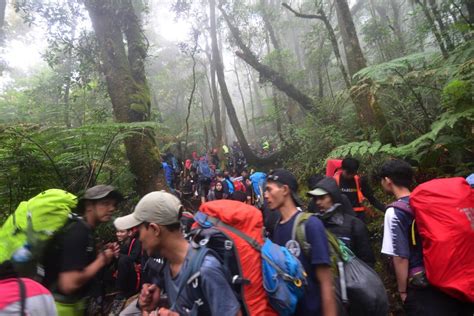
[
  {"xmin": 389, "ymin": 0, "xmax": 406, "ymax": 55},
  {"xmin": 282, "ymin": 3, "xmax": 351, "ymax": 89},
  {"xmin": 333, "ymin": 0, "xmax": 367, "ymax": 77},
  {"xmin": 219, "ymin": 7, "xmax": 314, "ymax": 112},
  {"xmin": 317, "ymin": 63, "xmax": 324, "ymax": 98},
  {"xmin": 0, "ymin": 0, "xmax": 6, "ymax": 45},
  {"xmin": 414, "ymin": 0, "xmax": 449, "ymax": 59},
  {"xmin": 333, "ymin": 0, "xmax": 394, "ymax": 142},
  {"xmin": 245, "ymin": 65, "xmax": 258, "ymax": 136},
  {"xmin": 199, "ymin": 93, "xmax": 210, "ymax": 151},
  {"xmin": 466, "ymin": 0, "xmax": 474, "ymax": 26},
  {"xmin": 261, "ymin": 9, "xmax": 285, "ymax": 142},
  {"xmin": 210, "ymin": 0, "xmax": 279, "ymax": 165},
  {"xmin": 205, "ymin": 36, "xmax": 223, "ymax": 147},
  {"xmin": 233, "ymin": 60, "xmax": 250, "ymax": 136},
  {"xmin": 428, "ymin": 0, "xmax": 454, "ymax": 51},
  {"xmin": 84, "ymin": 0, "xmax": 164, "ymax": 196}
]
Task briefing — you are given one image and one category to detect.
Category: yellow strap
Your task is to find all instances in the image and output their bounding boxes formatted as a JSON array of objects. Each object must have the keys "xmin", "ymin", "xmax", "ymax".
[{"xmin": 411, "ymin": 220, "xmax": 417, "ymax": 246}]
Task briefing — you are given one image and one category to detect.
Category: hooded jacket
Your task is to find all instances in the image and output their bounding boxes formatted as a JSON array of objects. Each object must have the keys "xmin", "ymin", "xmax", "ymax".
[{"xmin": 314, "ymin": 178, "xmax": 375, "ymax": 267}]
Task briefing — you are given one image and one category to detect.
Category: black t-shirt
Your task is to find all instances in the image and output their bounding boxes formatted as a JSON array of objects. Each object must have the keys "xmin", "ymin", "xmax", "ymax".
[
  {"xmin": 338, "ymin": 176, "xmax": 360, "ymax": 207},
  {"xmin": 338, "ymin": 175, "xmax": 385, "ymax": 211},
  {"xmin": 44, "ymin": 219, "xmax": 96, "ymax": 299}
]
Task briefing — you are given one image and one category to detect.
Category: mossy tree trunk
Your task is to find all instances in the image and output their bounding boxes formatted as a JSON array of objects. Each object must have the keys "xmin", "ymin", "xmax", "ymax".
[
  {"xmin": 333, "ymin": 0, "xmax": 395, "ymax": 143},
  {"xmin": 84, "ymin": 0, "xmax": 165, "ymax": 196}
]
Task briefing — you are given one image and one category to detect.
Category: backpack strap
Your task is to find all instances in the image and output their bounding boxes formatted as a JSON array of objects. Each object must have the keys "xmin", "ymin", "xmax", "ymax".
[
  {"xmin": 128, "ymin": 238, "xmax": 136, "ymax": 256},
  {"xmin": 353, "ymin": 175, "xmax": 367, "ymax": 212},
  {"xmin": 291, "ymin": 212, "xmax": 350, "ymax": 267},
  {"xmin": 387, "ymin": 200, "xmax": 413, "ymax": 215},
  {"xmin": 387, "ymin": 200, "xmax": 417, "ymax": 246},
  {"xmin": 17, "ymin": 278, "xmax": 26, "ymax": 316},
  {"xmin": 291, "ymin": 212, "xmax": 313, "ymax": 258},
  {"xmin": 170, "ymin": 247, "xmax": 211, "ymax": 313}
]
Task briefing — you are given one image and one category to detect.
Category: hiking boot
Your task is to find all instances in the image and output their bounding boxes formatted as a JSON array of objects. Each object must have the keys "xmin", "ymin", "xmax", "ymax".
[{"xmin": 108, "ymin": 298, "xmax": 126, "ymax": 316}]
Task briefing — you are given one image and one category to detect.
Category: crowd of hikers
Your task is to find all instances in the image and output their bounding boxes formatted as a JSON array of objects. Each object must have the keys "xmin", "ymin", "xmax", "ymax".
[{"xmin": 0, "ymin": 146, "xmax": 473, "ymax": 316}]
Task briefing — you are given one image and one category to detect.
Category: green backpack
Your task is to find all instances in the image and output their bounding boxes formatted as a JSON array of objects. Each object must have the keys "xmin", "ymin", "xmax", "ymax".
[
  {"xmin": 292, "ymin": 212, "xmax": 354, "ymax": 304},
  {"xmin": 0, "ymin": 189, "xmax": 78, "ymax": 277}
]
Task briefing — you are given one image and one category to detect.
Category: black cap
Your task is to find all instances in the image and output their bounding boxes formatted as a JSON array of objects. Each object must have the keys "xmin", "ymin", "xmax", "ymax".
[{"xmin": 267, "ymin": 169, "xmax": 303, "ymax": 206}]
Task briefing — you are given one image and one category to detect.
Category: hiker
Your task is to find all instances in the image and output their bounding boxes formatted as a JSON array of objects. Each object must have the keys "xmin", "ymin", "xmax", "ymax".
[
  {"xmin": 308, "ymin": 177, "xmax": 375, "ymax": 267},
  {"xmin": 334, "ymin": 157, "xmax": 385, "ymax": 221},
  {"xmin": 264, "ymin": 169, "xmax": 337, "ymax": 316},
  {"xmin": 307, "ymin": 174, "xmax": 356, "ymax": 216},
  {"xmin": 250, "ymin": 171, "xmax": 266, "ymax": 208},
  {"xmin": 114, "ymin": 191, "xmax": 241, "ymax": 316},
  {"xmin": 42, "ymin": 185, "xmax": 123, "ymax": 316},
  {"xmin": 180, "ymin": 174, "xmax": 196, "ymax": 200},
  {"xmin": 207, "ymin": 181, "xmax": 225, "ymax": 201},
  {"xmin": 244, "ymin": 178, "xmax": 253, "ymax": 204},
  {"xmin": 0, "ymin": 260, "xmax": 57, "ymax": 315},
  {"xmin": 216, "ymin": 172, "xmax": 234, "ymax": 199},
  {"xmin": 162, "ymin": 157, "xmax": 175, "ymax": 193},
  {"xmin": 110, "ymin": 228, "xmax": 143, "ymax": 315},
  {"xmin": 197, "ymin": 157, "xmax": 213, "ymax": 204},
  {"xmin": 210, "ymin": 148, "xmax": 220, "ymax": 169},
  {"xmin": 378, "ymin": 160, "xmax": 472, "ymax": 315}
]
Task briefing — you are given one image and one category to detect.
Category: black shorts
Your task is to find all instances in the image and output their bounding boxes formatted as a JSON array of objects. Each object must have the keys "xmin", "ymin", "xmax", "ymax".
[{"xmin": 404, "ymin": 286, "xmax": 474, "ymax": 316}]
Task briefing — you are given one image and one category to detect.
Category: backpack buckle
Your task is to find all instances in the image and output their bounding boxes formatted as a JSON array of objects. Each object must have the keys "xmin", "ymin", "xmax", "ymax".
[
  {"xmin": 293, "ymin": 279, "xmax": 302, "ymax": 287},
  {"xmin": 199, "ymin": 239, "xmax": 209, "ymax": 246},
  {"xmin": 224, "ymin": 240, "xmax": 233, "ymax": 250}
]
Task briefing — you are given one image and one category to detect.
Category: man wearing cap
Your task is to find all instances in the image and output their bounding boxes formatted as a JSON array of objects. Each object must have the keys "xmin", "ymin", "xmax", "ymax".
[
  {"xmin": 264, "ymin": 169, "xmax": 337, "ymax": 316},
  {"xmin": 43, "ymin": 185, "xmax": 123, "ymax": 315},
  {"xmin": 308, "ymin": 177, "xmax": 375, "ymax": 267},
  {"xmin": 114, "ymin": 191, "xmax": 241, "ymax": 316}
]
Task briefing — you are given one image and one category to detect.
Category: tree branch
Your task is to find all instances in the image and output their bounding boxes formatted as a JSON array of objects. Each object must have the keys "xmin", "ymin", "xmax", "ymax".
[
  {"xmin": 218, "ymin": 6, "xmax": 314, "ymax": 112},
  {"xmin": 282, "ymin": 3, "xmax": 324, "ymax": 20}
]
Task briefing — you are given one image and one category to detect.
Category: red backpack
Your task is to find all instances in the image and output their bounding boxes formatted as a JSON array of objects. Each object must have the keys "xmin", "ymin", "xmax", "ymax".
[
  {"xmin": 233, "ymin": 180, "xmax": 246, "ymax": 193},
  {"xmin": 326, "ymin": 159, "xmax": 342, "ymax": 176},
  {"xmin": 191, "ymin": 200, "xmax": 277, "ymax": 316},
  {"xmin": 410, "ymin": 177, "xmax": 474, "ymax": 302}
]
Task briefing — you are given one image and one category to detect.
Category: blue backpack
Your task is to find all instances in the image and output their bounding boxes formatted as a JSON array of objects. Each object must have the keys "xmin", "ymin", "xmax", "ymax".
[
  {"xmin": 193, "ymin": 210, "xmax": 307, "ymax": 316},
  {"xmin": 225, "ymin": 179, "xmax": 235, "ymax": 195},
  {"xmin": 250, "ymin": 172, "xmax": 266, "ymax": 196},
  {"xmin": 198, "ymin": 160, "xmax": 212, "ymax": 180},
  {"xmin": 261, "ymin": 239, "xmax": 307, "ymax": 316}
]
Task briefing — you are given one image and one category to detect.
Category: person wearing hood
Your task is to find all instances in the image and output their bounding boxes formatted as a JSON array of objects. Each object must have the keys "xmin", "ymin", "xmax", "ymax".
[
  {"xmin": 207, "ymin": 181, "xmax": 225, "ymax": 201},
  {"xmin": 308, "ymin": 178, "xmax": 375, "ymax": 267},
  {"xmin": 307, "ymin": 174, "xmax": 356, "ymax": 216}
]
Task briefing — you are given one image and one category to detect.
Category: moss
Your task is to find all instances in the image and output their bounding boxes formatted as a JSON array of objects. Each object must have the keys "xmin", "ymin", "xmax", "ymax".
[
  {"xmin": 128, "ymin": 82, "xmax": 151, "ymax": 115},
  {"xmin": 441, "ymin": 79, "xmax": 472, "ymax": 111}
]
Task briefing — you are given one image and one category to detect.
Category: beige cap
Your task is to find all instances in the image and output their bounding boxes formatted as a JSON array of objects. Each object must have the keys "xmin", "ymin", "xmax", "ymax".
[
  {"xmin": 83, "ymin": 185, "xmax": 123, "ymax": 201},
  {"xmin": 307, "ymin": 187, "xmax": 329, "ymax": 196},
  {"xmin": 114, "ymin": 191, "xmax": 182, "ymax": 230}
]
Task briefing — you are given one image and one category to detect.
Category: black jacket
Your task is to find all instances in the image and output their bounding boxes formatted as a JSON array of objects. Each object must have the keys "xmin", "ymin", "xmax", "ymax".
[{"xmin": 314, "ymin": 178, "xmax": 375, "ymax": 267}]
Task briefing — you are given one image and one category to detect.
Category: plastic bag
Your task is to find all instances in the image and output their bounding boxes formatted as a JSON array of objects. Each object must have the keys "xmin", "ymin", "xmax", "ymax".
[{"xmin": 344, "ymin": 257, "xmax": 389, "ymax": 316}]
